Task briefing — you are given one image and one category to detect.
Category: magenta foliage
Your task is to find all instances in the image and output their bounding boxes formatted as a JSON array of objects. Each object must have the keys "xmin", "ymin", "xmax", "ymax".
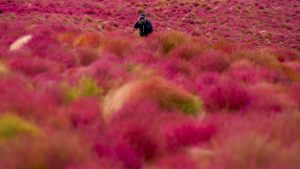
[
  {"xmin": 196, "ymin": 72, "xmax": 220, "ymax": 92},
  {"xmin": 226, "ymin": 61, "xmax": 261, "ymax": 83},
  {"xmin": 192, "ymin": 51, "xmax": 230, "ymax": 73},
  {"xmin": 94, "ymin": 140, "xmax": 141, "ymax": 169},
  {"xmin": 33, "ymin": 72, "xmax": 63, "ymax": 85},
  {"xmin": 164, "ymin": 122, "xmax": 216, "ymax": 150},
  {"xmin": 122, "ymin": 126, "xmax": 159, "ymax": 161},
  {"xmin": 86, "ymin": 58, "xmax": 129, "ymax": 89},
  {"xmin": 0, "ymin": 2, "xmax": 299, "ymax": 168},
  {"xmin": 66, "ymin": 97, "xmax": 103, "ymax": 129},
  {"xmin": 94, "ymin": 142, "xmax": 113, "ymax": 158},
  {"xmin": 113, "ymin": 143, "xmax": 142, "ymax": 169},
  {"xmin": 227, "ymin": 61, "xmax": 289, "ymax": 84},
  {"xmin": 0, "ymin": 21, "xmax": 27, "ymax": 52},
  {"xmin": 24, "ymin": 25, "xmax": 78, "ymax": 67},
  {"xmin": 290, "ymin": 83, "xmax": 300, "ymax": 110},
  {"xmin": 75, "ymin": 48, "xmax": 99, "ymax": 66},
  {"xmin": 260, "ymin": 68, "xmax": 289, "ymax": 84},
  {"xmin": 162, "ymin": 57, "xmax": 196, "ymax": 79},
  {"xmin": 151, "ymin": 153, "xmax": 199, "ymax": 169},
  {"xmin": 272, "ymin": 48, "xmax": 299, "ymax": 62},
  {"xmin": 8, "ymin": 56, "xmax": 64, "ymax": 76},
  {"xmin": 284, "ymin": 62, "xmax": 300, "ymax": 73},
  {"xmin": 245, "ymin": 82, "xmax": 297, "ymax": 114},
  {"xmin": 1, "ymin": 0, "xmax": 299, "ymax": 49},
  {"xmin": 107, "ymin": 101, "xmax": 163, "ymax": 161},
  {"xmin": 0, "ymin": 75, "xmax": 62, "ymax": 119},
  {"xmin": 200, "ymin": 79, "xmax": 251, "ymax": 112}
]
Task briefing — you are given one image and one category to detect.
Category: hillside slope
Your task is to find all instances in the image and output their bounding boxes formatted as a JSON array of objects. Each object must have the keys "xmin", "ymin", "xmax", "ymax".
[
  {"xmin": 1, "ymin": 0, "xmax": 299, "ymax": 49},
  {"xmin": 0, "ymin": 1, "xmax": 300, "ymax": 169}
]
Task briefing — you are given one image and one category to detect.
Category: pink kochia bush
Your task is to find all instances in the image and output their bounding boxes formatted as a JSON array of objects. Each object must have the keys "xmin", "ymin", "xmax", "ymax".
[
  {"xmin": 94, "ymin": 141, "xmax": 142, "ymax": 169},
  {"xmin": 0, "ymin": 75, "xmax": 60, "ymax": 118},
  {"xmin": 145, "ymin": 153, "xmax": 199, "ymax": 169},
  {"xmin": 105, "ymin": 100, "xmax": 215, "ymax": 166},
  {"xmin": 66, "ymin": 97, "xmax": 103, "ymax": 129},
  {"xmin": 163, "ymin": 122, "xmax": 216, "ymax": 150},
  {"xmin": 208, "ymin": 133, "xmax": 300, "ymax": 169},
  {"xmin": 103, "ymin": 76, "xmax": 203, "ymax": 121},
  {"xmin": 226, "ymin": 60, "xmax": 263, "ymax": 84},
  {"xmin": 192, "ymin": 51, "xmax": 230, "ymax": 73},
  {"xmin": 199, "ymin": 78, "xmax": 251, "ymax": 113},
  {"xmin": 8, "ymin": 56, "xmax": 64, "ymax": 76},
  {"xmin": 94, "ymin": 102, "xmax": 160, "ymax": 168},
  {"xmin": 0, "ymin": 19, "xmax": 300, "ymax": 169},
  {"xmin": 290, "ymin": 83, "xmax": 300, "ymax": 110},
  {"xmin": 248, "ymin": 83, "xmax": 297, "ymax": 113}
]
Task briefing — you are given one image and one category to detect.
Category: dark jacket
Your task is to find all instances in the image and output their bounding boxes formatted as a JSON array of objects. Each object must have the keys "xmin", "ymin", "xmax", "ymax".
[{"xmin": 134, "ymin": 20, "xmax": 153, "ymax": 37}]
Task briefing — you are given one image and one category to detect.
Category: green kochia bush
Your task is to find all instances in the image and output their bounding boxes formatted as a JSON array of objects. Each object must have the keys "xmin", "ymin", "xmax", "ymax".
[
  {"xmin": 158, "ymin": 89, "xmax": 202, "ymax": 115},
  {"xmin": 63, "ymin": 76, "xmax": 102, "ymax": 102},
  {"xmin": 103, "ymin": 76, "xmax": 204, "ymax": 121},
  {"xmin": 0, "ymin": 113, "xmax": 41, "ymax": 141}
]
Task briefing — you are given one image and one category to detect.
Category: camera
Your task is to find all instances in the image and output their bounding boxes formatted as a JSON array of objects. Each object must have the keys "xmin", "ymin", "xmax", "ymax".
[{"xmin": 139, "ymin": 16, "xmax": 145, "ymax": 22}]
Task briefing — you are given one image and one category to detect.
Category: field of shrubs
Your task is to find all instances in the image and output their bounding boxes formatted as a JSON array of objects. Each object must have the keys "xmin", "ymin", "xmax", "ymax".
[{"xmin": 0, "ymin": 0, "xmax": 300, "ymax": 169}]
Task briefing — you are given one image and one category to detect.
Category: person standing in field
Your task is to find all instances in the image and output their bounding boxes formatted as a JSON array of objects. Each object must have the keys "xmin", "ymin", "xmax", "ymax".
[{"xmin": 134, "ymin": 13, "xmax": 153, "ymax": 37}]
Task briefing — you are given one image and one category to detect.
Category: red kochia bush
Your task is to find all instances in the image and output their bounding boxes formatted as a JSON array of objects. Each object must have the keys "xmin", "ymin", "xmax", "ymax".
[
  {"xmin": 112, "ymin": 142, "xmax": 142, "ymax": 169},
  {"xmin": 123, "ymin": 126, "xmax": 158, "ymax": 161},
  {"xmin": 169, "ymin": 42, "xmax": 207, "ymax": 60},
  {"xmin": 192, "ymin": 51, "xmax": 230, "ymax": 73},
  {"xmin": 226, "ymin": 60, "xmax": 261, "ymax": 84},
  {"xmin": 164, "ymin": 123, "xmax": 216, "ymax": 150},
  {"xmin": 75, "ymin": 48, "xmax": 99, "ymax": 66},
  {"xmin": 107, "ymin": 99, "xmax": 213, "ymax": 163},
  {"xmin": 66, "ymin": 97, "xmax": 103, "ymax": 129},
  {"xmin": 228, "ymin": 60, "xmax": 291, "ymax": 84},
  {"xmin": 0, "ymin": 75, "xmax": 63, "ymax": 121},
  {"xmin": 94, "ymin": 131, "xmax": 149, "ymax": 169},
  {"xmin": 162, "ymin": 57, "xmax": 196, "ymax": 79},
  {"xmin": 213, "ymin": 40, "xmax": 239, "ymax": 54},
  {"xmin": 196, "ymin": 72, "xmax": 220, "ymax": 91},
  {"xmin": 263, "ymin": 47, "xmax": 300, "ymax": 62},
  {"xmin": 94, "ymin": 141, "xmax": 142, "ymax": 169},
  {"xmin": 147, "ymin": 153, "xmax": 199, "ymax": 169},
  {"xmin": 200, "ymin": 79, "xmax": 251, "ymax": 113},
  {"xmin": 86, "ymin": 58, "xmax": 128, "ymax": 90},
  {"xmin": 248, "ymin": 83, "xmax": 296, "ymax": 113},
  {"xmin": 107, "ymin": 101, "xmax": 163, "ymax": 161},
  {"xmin": 25, "ymin": 29, "xmax": 78, "ymax": 67},
  {"xmin": 249, "ymin": 82, "xmax": 296, "ymax": 114},
  {"xmin": 290, "ymin": 83, "xmax": 300, "ymax": 110},
  {"xmin": 208, "ymin": 133, "xmax": 300, "ymax": 169},
  {"xmin": 103, "ymin": 36, "xmax": 133, "ymax": 58},
  {"xmin": 8, "ymin": 57, "xmax": 64, "ymax": 76}
]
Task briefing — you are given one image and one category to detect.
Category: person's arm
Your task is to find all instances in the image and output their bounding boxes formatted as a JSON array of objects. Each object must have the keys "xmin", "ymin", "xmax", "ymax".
[{"xmin": 134, "ymin": 22, "xmax": 141, "ymax": 29}]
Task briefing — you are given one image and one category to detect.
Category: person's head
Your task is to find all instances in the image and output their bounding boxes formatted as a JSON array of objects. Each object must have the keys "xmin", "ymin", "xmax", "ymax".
[{"xmin": 139, "ymin": 13, "xmax": 146, "ymax": 22}]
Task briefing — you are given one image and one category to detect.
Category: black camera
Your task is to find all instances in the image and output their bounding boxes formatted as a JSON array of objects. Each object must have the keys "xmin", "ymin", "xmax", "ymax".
[{"xmin": 139, "ymin": 16, "xmax": 145, "ymax": 21}]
